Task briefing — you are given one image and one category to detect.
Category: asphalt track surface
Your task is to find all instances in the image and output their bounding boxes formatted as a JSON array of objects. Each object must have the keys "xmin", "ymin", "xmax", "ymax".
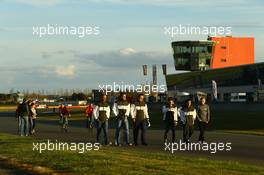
[{"xmin": 0, "ymin": 112, "xmax": 264, "ymax": 167}]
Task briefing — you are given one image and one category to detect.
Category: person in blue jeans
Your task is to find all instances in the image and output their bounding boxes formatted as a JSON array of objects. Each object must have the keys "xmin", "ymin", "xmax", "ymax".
[
  {"xmin": 131, "ymin": 94, "xmax": 150, "ymax": 146},
  {"xmin": 15, "ymin": 102, "xmax": 22, "ymax": 134},
  {"xmin": 19, "ymin": 98, "xmax": 30, "ymax": 136},
  {"xmin": 93, "ymin": 94, "xmax": 111, "ymax": 145},
  {"xmin": 113, "ymin": 92, "xmax": 131, "ymax": 146}
]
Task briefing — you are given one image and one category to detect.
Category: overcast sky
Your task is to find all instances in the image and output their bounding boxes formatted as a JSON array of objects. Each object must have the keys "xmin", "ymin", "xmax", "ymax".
[{"xmin": 0, "ymin": 0, "xmax": 264, "ymax": 93}]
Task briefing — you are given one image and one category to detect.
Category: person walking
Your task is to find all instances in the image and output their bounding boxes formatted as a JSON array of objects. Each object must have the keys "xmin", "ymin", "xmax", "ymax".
[
  {"xmin": 162, "ymin": 97, "xmax": 178, "ymax": 143},
  {"xmin": 58, "ymin": 103, "xmax": 64, "ymax": 121},
  {"xmin": 93, "ymin": 94, "xmax": 111, "ymax": 145},
  {"xmin": 180, "ymin": 99, "xmax": 197, "ymax": 143},
  {"xmin": 113, "ymin": 92, "xmax": 131, "ymax": 146},
  {"xmin": 15, "ymin": 102, "xmax": 22, "ymax": 135},
  {"xmin": 197, "ymin": 97, "xmax": 210, "ymax": 143},
  {"xmin": 59, "ymin": 104, "xmax": 70, "ymax": 132},
  {"xmin": 29, "ymin": 102, "xmax": 37, "ymax": 135},
  {"xmin": 19, "ymin": 98, "xmax": 30, "ymax": 136},
  {"xmin": 85, "ymin": 102, "xmax": 94, "ymax": 129},
  {"xmin": 131, "ymin": 94, "xmax": 150, "ymax": 146}
]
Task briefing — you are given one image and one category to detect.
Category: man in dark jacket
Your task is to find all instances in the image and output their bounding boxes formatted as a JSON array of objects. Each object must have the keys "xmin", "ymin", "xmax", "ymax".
[
  {"xmin": 179, "ymin": 99, "xmax": 197, "ymax": 143},
  {"xmin": 19, "ymin": 98, "xmax": 30, "ymax": 136}
]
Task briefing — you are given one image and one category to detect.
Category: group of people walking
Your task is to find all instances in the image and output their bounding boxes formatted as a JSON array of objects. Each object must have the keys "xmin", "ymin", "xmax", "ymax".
[
  {"xmin": 15, "ymin": 93, "xmax": 210, "ymax": 145},
  {"xmin": 163, "ymin": 97, "xmax": 210, "ymax": 144},
  {"xmin": 15, "ymin": 98, "xmax": 37, "ymax": 136},
  {"xmin": 91, "ymin": 93, "xmax": 150, "ymax": 146},
  {"xmin": 86, "ymin": 93, "xmax": 210, "ymax": 146}
]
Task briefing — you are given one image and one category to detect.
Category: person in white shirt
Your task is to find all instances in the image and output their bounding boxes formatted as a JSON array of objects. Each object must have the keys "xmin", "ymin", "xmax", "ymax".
[
  {"xmin": 131, "ymin": 94, "xmax": 150, "ymax": 146},
  {"xmin": 93, "ymin": 94, "xmax": 111, "ymax": 145},
  {"xmin": 112, "ymin": 92, "xmax": 131, "ymax": 146},
  {"xmin": 162, "ymin": 97, "xmax": 178, "ymax": 143}
]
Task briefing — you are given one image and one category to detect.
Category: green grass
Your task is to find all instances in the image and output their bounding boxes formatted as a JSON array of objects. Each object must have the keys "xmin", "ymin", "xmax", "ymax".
[
  {"xmin": 0, "ymin": 133, "xmax": 264, "ymax": 175},
  {"xmin": 222, "ymin": 130, "xmax": 264, "ymax": 136}
]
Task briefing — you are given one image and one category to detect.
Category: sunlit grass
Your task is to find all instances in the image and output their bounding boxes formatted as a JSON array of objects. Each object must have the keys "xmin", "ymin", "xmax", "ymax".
[{"xmin": 0, "ymin": 133, "xmax": 264, "ymax": 175}]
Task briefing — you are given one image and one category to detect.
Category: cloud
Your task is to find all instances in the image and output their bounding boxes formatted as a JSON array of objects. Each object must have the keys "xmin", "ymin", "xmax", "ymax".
[
  {"xmin": 0, "ymin": 49, "xmax": 174, "ymax": 92},
  {"xmin": 119, "ymin": 48, "xmax": 137, "ymax": 56},
  {"xmin": 55, "ymin": 65, "xmax": 76, "ymax": 77},
  {"xmin": 0, "ymin": 65, "xmax": 76, "ymax": 78},
  {"xmin": 74, "ymin": 48, "xmax": 172, "ymax": 69}
]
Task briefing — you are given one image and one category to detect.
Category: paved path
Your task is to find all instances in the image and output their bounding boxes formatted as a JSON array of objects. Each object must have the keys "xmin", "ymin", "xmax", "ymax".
[{"xmin": 0, "ymin": 115, "xmax": 264, "ymax": 166}]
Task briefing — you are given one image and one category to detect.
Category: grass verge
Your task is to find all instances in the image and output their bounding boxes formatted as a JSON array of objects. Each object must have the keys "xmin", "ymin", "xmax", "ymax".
[{"xmin": 0, "ymin": 133, "xmax": 264, "ymax": 175}]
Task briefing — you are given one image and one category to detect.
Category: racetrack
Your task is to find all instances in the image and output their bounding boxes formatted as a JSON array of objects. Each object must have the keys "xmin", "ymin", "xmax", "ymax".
[{"xmin": 0, "ymin": 112, "xmax": 264, "ymax": 166}]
